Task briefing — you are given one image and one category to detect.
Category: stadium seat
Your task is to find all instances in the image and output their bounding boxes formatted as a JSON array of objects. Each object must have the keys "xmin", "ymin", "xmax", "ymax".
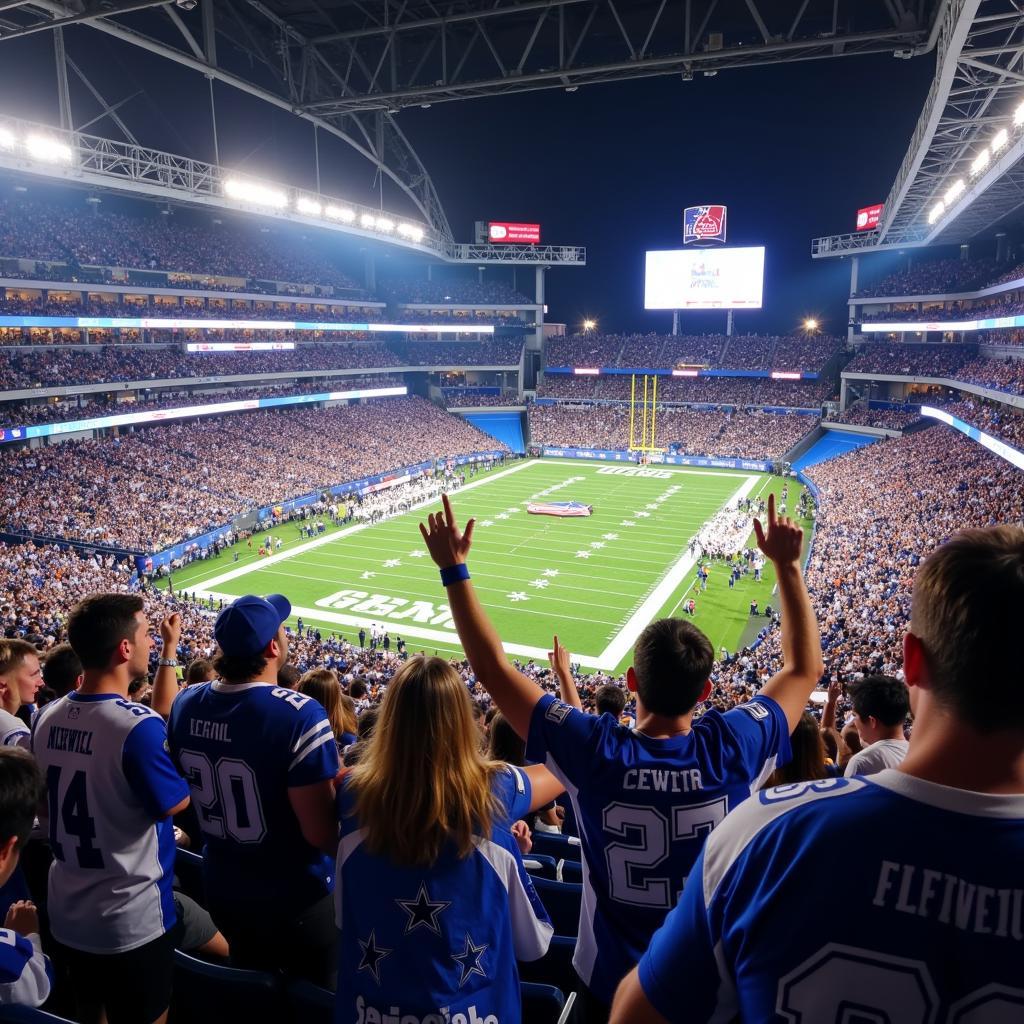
[
  {"xmin": 521, "ymin": 982, "xmax": 575, "ymax": 1024},
  {"xmin": 559, "ymin": 859, "xmax": 583, "ymax": 884},
  {"xmin": 531, "ymin": 832, "xmax": 582, "ymax": 863},
  {"xmin": 523, "ymin": 853, "xmax": 559, "ymax": 880},
  {"xmin": 0, "ymin": 1009, "xmax": 76, "ymax": 1024},
  {"xmin": 531, "ymin": 876, "xmax": 583, "ymax": 936},
  {"xmin": 518, "ymin": 933, "xmax": 577, "ymax": 994},
  {"xmin": 174, "ymin": 847, "xmax": 206, "ymax": 905},
  {"xmin": 286, "ymin": 978, "xmax": 334, "ymax": 1024},
  {"xmin": 171, "ymin": 949, "xmax": 283, "ymax": 1023}
]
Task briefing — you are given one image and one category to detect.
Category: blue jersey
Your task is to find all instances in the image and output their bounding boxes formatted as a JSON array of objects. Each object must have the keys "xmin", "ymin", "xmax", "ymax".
[
  {"xmin": 335, "ymin": 766, "xmax": 552, "ymax": 1024},
  {"xmin": 637, "ymin": 771, "xmax": 1024, "ymax": 1022},
  {"xmin": 32, "ymin": 693, "xmax": 188, "ymax": 953},
  {"xmin": 525, "ymin": 692, "xmax": 789, "ymax": 1004},
  {"xmin": 168, "ymin": 681, "xmax": 340, "ymax": 913},
  {"xmin": 0, "ymin": 928, "xmax": 53, "ymax": 1007}
]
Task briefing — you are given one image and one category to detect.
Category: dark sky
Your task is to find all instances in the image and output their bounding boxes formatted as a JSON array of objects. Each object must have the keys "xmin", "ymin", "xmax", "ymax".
[{"xmin": 0, "ymin": 26, "xmax": 937, "ymax": 334}]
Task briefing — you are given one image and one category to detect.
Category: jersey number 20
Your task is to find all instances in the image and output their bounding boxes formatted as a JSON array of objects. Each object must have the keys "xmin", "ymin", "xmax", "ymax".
[{"xmin": 178, "ymin": 751, "xmax": 267, "ymax": 844}]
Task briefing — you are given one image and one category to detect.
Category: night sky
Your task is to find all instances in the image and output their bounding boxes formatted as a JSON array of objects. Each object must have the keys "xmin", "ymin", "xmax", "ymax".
[{"xmin": 0, "ymin": 26, "xmax": 937, "ymax": 335}]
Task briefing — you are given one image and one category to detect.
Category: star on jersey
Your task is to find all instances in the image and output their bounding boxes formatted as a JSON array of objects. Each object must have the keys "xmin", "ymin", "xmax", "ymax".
[
  {"xmin": 542, "ymin": 569, "xmax": 560, "ymax": 577},
  {"xmin": 357, "ymin": 930, "xmax": 392, "ymax": 985},
  {"xmin": 409, "ymin": 550, "xmax": 426, "ymax": 558},
  {"xmin": 508, "ymin": 592, "xmax": 529, "ymax": 602},
  {"xmin": 452, "ymin": 934, "xmax": 488, "ymax": 987},
  {"xmin": 603, "ymin": 533, "xmax": 619, "ymax": 541},
  {"xmin": 395, "ymin": 882, "xmax": 451, "ymax": 936},
  {"xmin": 529, "ymin": 578, "xmax": 550, "ymax": 589},
  {"xmin": 383, "ymin": 559, "xmax": 402, "ymax": 568},
  {"xmin": 575, "ymin": 550, "xmax": 592, "ymax": 559}
]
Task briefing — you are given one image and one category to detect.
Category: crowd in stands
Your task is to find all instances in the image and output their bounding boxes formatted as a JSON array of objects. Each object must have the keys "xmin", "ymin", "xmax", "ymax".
[
  {"xmin": 380, "ymin": 277, "xmax": 531, "ymax": 305},
  {"xmin": 938, "ymin": 396, "xmax": 1024, "ymax": 450},
  {"xmin": 443, "ymin": 392, "xmax": 520, "ymax": 408},
  {"xmin": 393, "ymin": 339, "xmax": 524, "ymax": 366},
  {"xmin": 858, "ymin": 294, "xmax": 1024, "ymax": 324},
  {"xmin": 853, "ymin": 256, "xmax": 1000, "ymax": 297},
  {"xmin": 528, "ymin": 404, "xmax": 817, "ymax": 459},
  {"xmin": 844, "ymin": 342, "xmax": 971, "ymax": 377},
  {"xmin": 826, "ymin": 403, "xmax": 924, "ymax": 430},
  {"xmin": 0, "ymin": 398, "xmax": 506, "ymax": 551}
]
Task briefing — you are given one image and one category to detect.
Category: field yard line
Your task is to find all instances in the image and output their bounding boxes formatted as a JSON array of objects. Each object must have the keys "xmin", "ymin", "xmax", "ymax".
[
  {"xmin": 189, "ymin": 458, "xmax": 541, "ymax": 594},
  {"xmin": 195, "ymin": 589, "xmax": 600, "ymax": 668},
  {"xmin": 595, "ymin": 475, "xmax": 759, "ymax": 670}
]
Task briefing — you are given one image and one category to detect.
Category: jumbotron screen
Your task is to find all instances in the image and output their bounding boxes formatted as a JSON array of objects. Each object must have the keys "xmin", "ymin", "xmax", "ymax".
[{"xmin": 644, "ymin": 247, "xmax": 765, "ymax": 310}]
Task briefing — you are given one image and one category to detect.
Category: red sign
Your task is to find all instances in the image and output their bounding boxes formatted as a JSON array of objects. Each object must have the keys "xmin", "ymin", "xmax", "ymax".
[
  {"xmin": 488, "ymin": 222, "xmax": 541, "ymax": 244},
  {"xmin": 856, "ymin": 204, "xmax": 883, "ymax": 231}
]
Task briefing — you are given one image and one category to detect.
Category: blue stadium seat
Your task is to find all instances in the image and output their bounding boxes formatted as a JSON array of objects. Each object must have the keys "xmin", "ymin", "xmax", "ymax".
[
  {"xmin": 521, "ymin": 981, "xmax": 575, "ymax": 1024},
  {"xmin": 519, "ymin": 934, "xmax": 578, "ymax": 994},
  {"xmin": 559, "ymin": 859, "xmax": 583, "ymax": 884},
  {"xmin": 523, "ymin": 853, "xmax": 559, "ymax": 880},
  {"xmin": 532, "ymin": 832, "xmax": 582, "ymax": 863},
  {"xmin": 286, "ymin": 978, "xmax": 333, "ymax": 1024},
  {"xmin": 171, "ymin": 949, "xmax": 283, "ymax": 1023},
  {"xmin": 531, "ymin": 876, "xmax": 582, "ymax": 936},
  {"xmin": 0, "ymin": 1008, "xmax": 76, "ymax": 1024},
  {"xmin": 174, "ymin": 847, "xmax": 205, "ymax": 905}
]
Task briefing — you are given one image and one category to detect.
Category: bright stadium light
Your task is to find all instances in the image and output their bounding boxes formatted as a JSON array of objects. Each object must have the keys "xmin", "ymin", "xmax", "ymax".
[
  {"xmin": 397, "ymin": 223, "xmax": 425, "ymax": 242},
  {"xmin": 992, "ymin": 127, "xmax": 1009, "ymax": 153},
  {"xmin": 375, "ymin": 217, "xmax": 395, "ymax": 232},
  {"xmin": 582, "ymin": 318, "xmax": 597, "ymax": 331},
  {"xmin": 928, "ymin": 201, "xmax": 945, "ymax": 224},
  {"xmin": 1016, "ymin": 100, "xmax": 1024, "ymax": 126},
  {"xmin": 803, "ymin": 318, "xmax": 819, "ymax": 333},
  {"xmin": 360, "ymin": 213, "xmax": 377, "ymax": 229},
  {"xmin": 971, "ymin": 150, "xmax": 990, "ymax": 175},
  {"xmin": 325, "ymin": 204, "xmax": 356, "ymax": 223},
  {"xmin": 944, "ymin": 179, "xmax": 965, "ymax": 204},
  {"xmin": 25, "ymin": 133, "xmax": 73, "ymax": 164},
  {"xmin": 296, "ymin": 196, "xmax": 323, "ymax": 217},
  {"xmin": 0, "ymin": 127, "xmax": 15, "ymax": 151},
  {"xmin": 224, "ymin": 177, "xmax": 289, "ymax": 209}
]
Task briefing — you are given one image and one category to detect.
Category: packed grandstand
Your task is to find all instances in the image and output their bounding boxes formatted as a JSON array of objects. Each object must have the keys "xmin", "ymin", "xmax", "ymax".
[{"xmin": 0, "ymin": 8, "xmax": 1022, "ymax": 1020}]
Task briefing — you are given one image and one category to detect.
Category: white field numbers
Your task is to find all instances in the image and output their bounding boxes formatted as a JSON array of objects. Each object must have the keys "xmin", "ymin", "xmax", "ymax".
[{"xmin": 602, "ymin": 797, "xmax": 728, "ymax": 908}]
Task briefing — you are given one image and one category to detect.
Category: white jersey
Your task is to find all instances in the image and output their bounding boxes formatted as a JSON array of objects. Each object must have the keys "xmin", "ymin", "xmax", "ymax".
[
  {"xmin": 0, "ymin": 709, "xmax": 29, "ymax": 750},
  {"xmin": 844, "ymin": 738, "xmax": 909, "ymax": 777},
  {"xmin": 32, "ymin": 692, "xmax": 190, "ymax": 953}
]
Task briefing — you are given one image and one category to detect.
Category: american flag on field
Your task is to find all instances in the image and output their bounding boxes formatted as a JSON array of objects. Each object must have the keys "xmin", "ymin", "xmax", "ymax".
[{"xmin": 527, "ymin": 501, "xmax": 594, "ymax": 517}]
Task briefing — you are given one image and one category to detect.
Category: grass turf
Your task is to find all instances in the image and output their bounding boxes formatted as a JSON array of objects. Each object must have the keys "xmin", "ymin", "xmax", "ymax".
[{"xmin": 166, "ymin": 459, "xmax": 812, "ymax": 675}]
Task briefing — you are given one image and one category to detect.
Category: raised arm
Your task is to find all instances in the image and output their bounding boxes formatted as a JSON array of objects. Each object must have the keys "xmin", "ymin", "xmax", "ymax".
[
  {"xmin": 821, "ymin": 677, "xmax": 842, "ymax": 732},
  {"xmin": 548, "ymin": 635, "xmax": 582, "ymax": 712},
  {"xmin": 754, "ymin": 493, "xmax": 824, "ymax": 732},
  {"xmin": 420, "ymin": 494, "xmax": 544, "ymax": 739},
  {"xmin": 150, "ymin": 612, "xmax": 183, "ymax": 719}
]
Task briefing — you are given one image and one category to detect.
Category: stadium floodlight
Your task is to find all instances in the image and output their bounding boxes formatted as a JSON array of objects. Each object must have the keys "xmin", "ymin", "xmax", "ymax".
[
  {"xmin": 325, "ymin": 204, "xmax": 356, "ymax": 223},
  {"xmin": 992, "ymin": 128, "xmax": 1009, "ymax": 153},
  {"xmin": 0, "ymin": 127, "xmax": 14, "ymax": 150},
  {"xmin": 375, "ymin": 217, "xmax": 395, "ymax": 232},
  {"xmin": 1016, "ymin": 101, "xmax": 1024, "ymax": 126},
  {"xmin": 971, "ymin": 150, "xmax": 990, "ymax": 175},
  {"xmin": 25, "ymin": 134, "xmax": 73, "ymax": 164},
  {"xmin": 803, "ymin": 318, "xmax": 819, "ymax": 332},
  {"xmin": 928, "ymin": 201, "xmax": 945, "ymax": 225},
  {"xmin": 224, "ymin": 177, "xmax": 289, "ymax": 209},
  {"xmin": 397, "ymin": 223, "xmax": 425, "ymax": 242},
  {"xmin": 360, "ymin": 213, "xmax": 377, "ymax": 229},
  {"xmin": 944, "ymin": 179, "xmax": 965, "ymax": 204},
  {"xmin": 296, "ymin": 196, "xmax": 323, "ymax": 217},
  {"xmin": 582, "ymin": 318, "xmax": 597, "ymax": 331}
]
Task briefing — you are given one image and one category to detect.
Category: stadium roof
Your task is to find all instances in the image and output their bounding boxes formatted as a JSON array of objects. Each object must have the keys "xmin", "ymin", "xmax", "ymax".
[{"xmin": 813, "ymin": 0, "xmax": 1024, "ymax": 258}]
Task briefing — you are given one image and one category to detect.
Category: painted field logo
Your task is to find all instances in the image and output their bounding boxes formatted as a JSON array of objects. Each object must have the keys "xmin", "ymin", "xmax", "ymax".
[
  {"xmin": 683, "ymin": 204, "xmax": 727, "ymax": 245},
  {"xmin": 315, "ymin": 589, "xmax": 454, "ymax": 628}
]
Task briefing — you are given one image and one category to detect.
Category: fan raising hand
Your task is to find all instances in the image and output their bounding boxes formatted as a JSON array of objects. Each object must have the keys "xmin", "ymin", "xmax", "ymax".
[{"xmin": 419, "ymin": 493, "xmax": 476, "ymax": 568}]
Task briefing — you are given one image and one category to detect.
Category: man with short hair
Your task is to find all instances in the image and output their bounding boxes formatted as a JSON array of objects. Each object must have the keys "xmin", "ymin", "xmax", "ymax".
[
  {"xmin": 611, "ymin": 526, "xmax": 1024, "ymax": 1023},
  {"xmin": 421, "ymin": 494, "xmax": 822, "ymax": 1021},
  {"xmin": 595, "ymin": 684, "xmax": 626, "ymax": 721},
  {"xmin": 41, "ymin": 643, "xmax": 83, "ymax": 699},
  {"xmin": 843, "ymin": 674, "xmax": 910, "ymax": 777},
  {"xmin": 33, "ymin": 593, "xmax": 190, "ymax": 1024},
  {"xmin": 0, "ymin": 640, "xmax": 42, "ymax": 733},
  {"xmin": 166, "ymin": 593, "xmax": 339, "ymax": 987}
]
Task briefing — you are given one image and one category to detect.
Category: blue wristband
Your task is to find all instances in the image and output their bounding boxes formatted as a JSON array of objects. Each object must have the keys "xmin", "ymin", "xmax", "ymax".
[{"xmin": 440, "ymin": 563, "xmax": 470, "ymax": 587}]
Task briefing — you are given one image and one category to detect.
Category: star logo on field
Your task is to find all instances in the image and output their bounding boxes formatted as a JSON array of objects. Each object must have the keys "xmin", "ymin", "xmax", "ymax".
[
  {"xmin": 409, "ymin": 550, "xmax": 426, "ymax": 558},
  {"xmin": 575, "ymin": 550, "xmax": 592, "ymax": 559},
  {"xmin": 646, "ymin": 503, "xmax": 659, "ymax": 510},
  {"xmin": 357, "ymin": 930, "xmax": 392, "ymax": 985},
  {"xmin": 480, "ymin": 520, "xmax": 495, "ymax": 527},
  {"xmin": 635, "ymin": 511, "xmax": 651, "ymax": 519},
  {"xmin": 383, "ymin": 559, "xmax": 402, "ymax": 568},
  {"xmin": 529, "ymin": 578, "xmax": 550, "ymax": 589},
  {"xmin": 395, "ymin": 883, "xmax": 450, "ymax": 936},
  {"xmin": 590, "ymin": 541, "xmax": 605, "ymax": 549},
  {"xmin": 360, "ymin": 571, "xmax": 377, "ymax": 580},
  {"xmin": 603, "ymin": 533, "xmax": 619, "ymax": 541},
  {"xmin": 496, "ymin": 513, "xmax": 509, "ymax": 520},
  {"xmin": 542, "ymin": 569, "xmax": 560, "ymax": 577},
  {"xmin": 621, "ymin": 520, "xmax": 636, "ymax": 527},
  {"xmin": 452, "ymin": 934, "xmax": 488, "ymax": 987},
  {"xmin": 508, "ymin": 592, "xmax": 529, "ymax": 602}
]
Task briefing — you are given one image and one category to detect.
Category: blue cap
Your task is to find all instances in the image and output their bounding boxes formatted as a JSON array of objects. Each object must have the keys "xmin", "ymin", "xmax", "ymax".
[{"xmin": 214, "ymin": 594, "xmax": 291, "ymax": 658}]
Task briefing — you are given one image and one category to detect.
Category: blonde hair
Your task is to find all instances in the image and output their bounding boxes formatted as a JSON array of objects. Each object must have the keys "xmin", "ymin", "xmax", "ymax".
[
  {"xmin": 297, "ymin": 668, "xmax": 345, "ymax": 740},
  {"xmin": 0, "ymin": 640, "xmax": 38, "ymax": 680},
  {"xmin": 338, "ymin": 692, "xmax": 358, "ymax": 737},
  {"xmin": 349, "ymin": 656, "xmax": 500, "ymax": 866}
]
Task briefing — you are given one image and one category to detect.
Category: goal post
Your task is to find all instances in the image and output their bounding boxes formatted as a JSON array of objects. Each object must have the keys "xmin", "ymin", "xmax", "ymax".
[{"xmin": 628, "ymin": 373, "xmax": 666, "ymax": 454}]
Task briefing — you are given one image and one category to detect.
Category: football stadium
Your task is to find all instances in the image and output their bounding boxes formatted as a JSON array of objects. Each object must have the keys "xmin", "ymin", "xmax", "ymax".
[{"xmin": 0, "ymin": 2, "xmax": 1021, "ymax": 1022}]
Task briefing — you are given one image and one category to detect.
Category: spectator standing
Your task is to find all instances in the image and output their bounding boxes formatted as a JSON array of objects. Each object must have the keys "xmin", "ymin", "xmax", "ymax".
[
  {"xmin": 0, "ymin": 641, "xmax": 43, "ymax": 730},
  {"xmin": 420, "ymin": 494, "xmax": 822, "ymax": 1022},
  {"xmin": 612, "ymin": 526, "xmax": 1024, "ymax": 1022},
  {"xmin": 844, "ymin": 674, "xmax": 911, "ymax": 777},
  {"xmin": 33, "ymin": 594, "xmax": 190, "ymax": 1024},
  {"xmin": 165, "ymin": 593, "xmax": 339, "ymax": 987}
]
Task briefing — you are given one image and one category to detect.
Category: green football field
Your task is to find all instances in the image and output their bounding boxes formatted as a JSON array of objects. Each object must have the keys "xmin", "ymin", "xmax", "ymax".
[{"xmin": 166, "ymin": 459, "xmax": 812, "ymax": 675}]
